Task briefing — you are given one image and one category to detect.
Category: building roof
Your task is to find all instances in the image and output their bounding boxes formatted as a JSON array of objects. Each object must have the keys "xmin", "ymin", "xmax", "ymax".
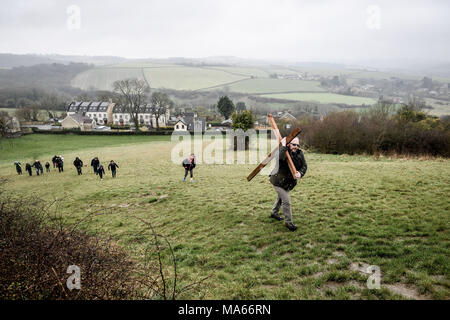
[
  {"xmin": 68, "ymin": 112, "xmax": 92, "ymax": 125},
  {"xmin": 67, "ymin": 101, "xmax": 112, "ymax": 113}
]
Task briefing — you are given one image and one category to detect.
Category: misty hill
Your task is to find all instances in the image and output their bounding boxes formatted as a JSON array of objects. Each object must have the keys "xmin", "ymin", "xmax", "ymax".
[
  {"xmin": 0, "ymin": 62, "xmax": 93, "ymax": 94},
  {"xmin": 0, "ymin": 53, "xmax": 126, "ymax": 68}
]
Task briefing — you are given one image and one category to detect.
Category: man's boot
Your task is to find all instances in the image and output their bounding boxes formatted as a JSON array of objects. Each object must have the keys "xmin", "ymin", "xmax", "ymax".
[
  {"xmin": 285, "ymin": 222, "xmax": 297, "ymax": 231},
  {"xmin": 270, "ymin": 213, "xmax": 282, "ymax": 221}
]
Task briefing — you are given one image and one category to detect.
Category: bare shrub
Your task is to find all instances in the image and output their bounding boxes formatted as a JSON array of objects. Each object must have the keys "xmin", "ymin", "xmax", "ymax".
[{"xmin": 0, "ymin": 190, "xmax": 210, "ymax": 300}]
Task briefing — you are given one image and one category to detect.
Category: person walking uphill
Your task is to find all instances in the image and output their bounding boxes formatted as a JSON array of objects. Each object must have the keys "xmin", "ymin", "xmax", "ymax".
[
  {"xmin": 91, "ymin": 157, "xmax": 100, "ymax": 175},
  {"xmin": 107, "ymin": 160, "xmax": 119, "ymax": 178},
  {"xmin": 97, "ymin": 163, "xmax": 105, "ymax": 180},
  {"xmin": 73, "ymin": 157, "xmax": 83, "ymax": 175},
  {"xmin": 56, "ymin": 156, "xmax": 64, "ymax": 172},
  {"xmin": 32, "ymin": 160, "xmax": 42, "ymax": 176},
  {"xmin": 14, "ymin": 161, "xmax": 22, "ymax": 175},
  {"xmin": 52, "ymin": 155, "xmax": 58, "ymax": 168},
  {"xmin": 182, "ymin": 154, "xmax": 196, "ymax": 183},
  {"xmin": 25, "ymin": 163, "xmax": 32, "ymax": 176},
  {"xmin": 45, "ymin": 162, "xmax": 50, "ymax": 173},
  {"xmin": 269, "ymin": 137, "xmax": 307, "ymax": 232}
]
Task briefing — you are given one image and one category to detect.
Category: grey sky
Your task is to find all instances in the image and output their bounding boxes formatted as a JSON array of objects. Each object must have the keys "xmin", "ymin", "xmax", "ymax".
[{"xmin": 0, "ymin": 0, "xmax": 449, "ymax": 66}]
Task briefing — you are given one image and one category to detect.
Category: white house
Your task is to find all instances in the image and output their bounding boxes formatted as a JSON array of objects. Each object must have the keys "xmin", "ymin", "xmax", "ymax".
[
  {"xmin": 173, "ymin": 119, "xmax": 188, "ymax": 131},
  {"xmin": 67, "ymin": 101, "xmax": 114, "ymax": 125},
  {"xmin": 113, "ymin": 103, "xmax": 170, "ymax": 127},
  {"xmin": 61, "ymin": 113, "xmax": 96, "ymax": 131}
]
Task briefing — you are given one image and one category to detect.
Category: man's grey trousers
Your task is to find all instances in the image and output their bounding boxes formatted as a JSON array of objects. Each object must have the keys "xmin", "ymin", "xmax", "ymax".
[{"xmin": 272, "ymin": 185, "xmax": 293, "ymax": 223}]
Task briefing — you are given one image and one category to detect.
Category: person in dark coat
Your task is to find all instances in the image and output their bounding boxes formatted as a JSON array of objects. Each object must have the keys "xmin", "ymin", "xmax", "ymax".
[
  {"xmin": 73, "ymin": 157, "xmax": 83, "ymax": 175},
  {"xmin": 14, "ymin": 161, "xmax": 22, "ymax": 175},
  {"xmin": 97, "ymin": 164, "xmax": 105, "ymax": 180},
  {"xmin": 91, "ymin": 157, "xmax": 100, "ymax": 174},
  {"xmin": 25, "ymin": 163, "xmax": 32, "ymax": 176},
  {"xmin": 182, "ymin": 154, "xmax": 196, "ymax": 183},
  {"xmin": 56, "ymin": 157, "xmax": 64, "ymax": 172},
  {"xmin": 32, "ymin": 160, "xmax": 41, "ymax": 176},
  {"xmin": 52, "ymin": 155, "xmax": 58, "ymax": 168},
  {"xmin": 269, "ymin": 137, "xmax": 307, "ymax": 232},
  {"xmin": 107, "ymin": 160, "xmax": 119, "ymax": 178},
  {"xmin": 45, "ymin": 162, "xmax": 51, "ymax": 173}
]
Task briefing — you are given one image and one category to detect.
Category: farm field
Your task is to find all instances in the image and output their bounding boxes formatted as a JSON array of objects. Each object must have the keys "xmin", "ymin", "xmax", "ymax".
[
  {"xmin": 424, "ymin": 98, "xmax": 450, "ymax": 117},
  {"xmin": 206, "ymin": 78, "xmax": 326, "ymax": 94},
  {"xmin": 143, "ymin": 66, "xmax": 248, "ymax": 91},
  {"xmin": 1, "ymin": 134, "xmax": 449, "ymax": 300},
  {"xmin": 260, "ymin": 92, "xmax": 377, "ymax": 105},
  {"xmin": 71, "ymin": 67, "xmax": 146, "ymax": 91}
]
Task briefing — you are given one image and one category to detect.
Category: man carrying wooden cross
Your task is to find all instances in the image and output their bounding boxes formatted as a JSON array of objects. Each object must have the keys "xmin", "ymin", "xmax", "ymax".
[
  {"xmin": 247, "ymin": 114, "xmax": 307, "ymax": 231},
  {"xmin": 269, "ymin": 136, "xmax": 307, "ymax": 231}
]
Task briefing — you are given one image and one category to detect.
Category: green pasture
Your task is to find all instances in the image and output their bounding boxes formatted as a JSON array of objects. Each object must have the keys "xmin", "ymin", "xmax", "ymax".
[
  {"xmin": 207, "ymin": 78, "xmax": 326, "ymax": 94},
  {"xmin": 1, "ymin": 134, "xmax": 448, "ymax": 299},
  {"xmin": 260, "ymin": 92, "xmax": 377, "ymax": 105},
  {"xmin": 71, "ymin": 67, "xmax": 146, "ymax": 91}
]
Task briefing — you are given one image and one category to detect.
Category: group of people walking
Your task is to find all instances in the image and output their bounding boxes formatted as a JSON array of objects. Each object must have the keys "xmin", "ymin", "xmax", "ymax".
[
  {"xmin": 14, "ymin": 156, "xmax": 119, "ymax": 180},
  {"xmin": 13, "ymin": 141, "xmax": 306, "ymax": 232},
  {"xmin": 15, "ymin": 160, "xmax": 53, "ymax": 176}
]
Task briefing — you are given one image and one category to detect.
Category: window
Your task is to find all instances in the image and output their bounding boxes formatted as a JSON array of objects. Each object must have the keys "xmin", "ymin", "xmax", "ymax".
[
  {"xmin": 145, "ymin": 115, "xmax": 149, "ymax": 119},
  {"xmin": 176, "ymin": 125, "xmax": 179, "ymax": 129},
  {"xmin": 114, "ymin": 115, "xmax": 118, "ymax": 119},
  {"xmin": 181, "ymin": 125, "xmax": 184, "ymax": 129}
]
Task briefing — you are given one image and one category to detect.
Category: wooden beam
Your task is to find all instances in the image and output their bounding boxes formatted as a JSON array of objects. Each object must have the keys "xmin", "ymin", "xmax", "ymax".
[
  {"xmin": 246, "ymin": 127, "xmax": 301, "ymax": 181},
  {"xmin": 267, "ymin": 114, "xmax": 297, "ymax": 179}
]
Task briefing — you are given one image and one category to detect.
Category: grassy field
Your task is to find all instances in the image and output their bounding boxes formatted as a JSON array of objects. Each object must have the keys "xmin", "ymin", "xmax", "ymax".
[
  {"xmin": 71, "ymin": 67, "xmax": 146, "ymax": 91},
  {"xmin": 207, "ymin": 78, "xmax": 326, "ymax": 94},
  {"xmin": 1, "ymin": 134, "xmax": 448, "ymax": 300},
  {"xmin": 424, "ymin": 98, "xmax": 450, "ymax": 117},
  {"xmin": 143, "ymin": 67, "xmax": 248, "ymax": 91},
  {"xmin": 260, "ymin": 92, "xmax": 377, "ymax": 105}
]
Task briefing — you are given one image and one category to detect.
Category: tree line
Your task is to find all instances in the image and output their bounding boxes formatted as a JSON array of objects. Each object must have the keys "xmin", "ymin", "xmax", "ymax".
[{"xmin": 277, "ymin": 100, "xmax": 450, "ymax": 157}]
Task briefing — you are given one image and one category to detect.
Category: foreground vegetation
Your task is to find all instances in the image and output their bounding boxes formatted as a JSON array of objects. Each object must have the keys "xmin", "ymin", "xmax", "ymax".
[{"xmin": 1, "ymin": 134, "xmax": 449, "ymax": 299}]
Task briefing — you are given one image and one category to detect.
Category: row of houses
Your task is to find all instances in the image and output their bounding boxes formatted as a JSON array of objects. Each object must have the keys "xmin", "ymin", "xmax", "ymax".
[
  {"xmin": 62, "ymin": 101, "xmax": 206, "ymax": 132},
  {"xmin": 66, "ymin": 101, "xmax": 170, "ymax": 127}
]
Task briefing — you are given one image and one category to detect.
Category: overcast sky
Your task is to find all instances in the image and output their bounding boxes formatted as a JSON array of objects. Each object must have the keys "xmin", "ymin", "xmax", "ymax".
[{"xmin": 0, "ymin": 0, "xmax": 449, "ymax": 67}]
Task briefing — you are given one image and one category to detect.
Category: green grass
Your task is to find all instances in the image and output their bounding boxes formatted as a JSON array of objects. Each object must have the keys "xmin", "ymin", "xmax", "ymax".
[
  {"xmin": 72, "ymin": 65, "xmax": 248, "ymax": 91},
  {"xmin": 260, "ymin": 92, "xmax": 377, "ymax": 105},
  {"xmin": 208, "ymin": 66, "xmax": 270, "ymax": 78},
  {"xmin": 71, "ymin": 67, "xmax": 146, "ymax": 90},
  {"xmin": 207, "ymin": 78, "xmax": 326, "ymax": 94},
  {"xmin": 1, "ymin": 134, "xmax": 449, "ymax": 299},
  {"xmin": 0, "ymin": 134, "xmax": 170, "ymax": 162},
  {"xmin": 143, "ymin": 66, "xmax": 247, "ymax": 91}
]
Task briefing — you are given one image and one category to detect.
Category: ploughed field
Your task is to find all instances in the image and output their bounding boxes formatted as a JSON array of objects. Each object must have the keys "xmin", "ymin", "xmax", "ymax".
[{"xmin": 1, "ymin": 134, "xmax": 449, "ymax": 299}]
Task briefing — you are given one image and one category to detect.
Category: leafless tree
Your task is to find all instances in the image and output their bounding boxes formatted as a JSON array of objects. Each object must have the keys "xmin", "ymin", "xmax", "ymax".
[
  {"xmin": 113, "ymin": 78, "xmax": 150, "ymax": 129},
  {"xmin": 150, "ymin": 92, "xmax": 172, "ymax": 128}
]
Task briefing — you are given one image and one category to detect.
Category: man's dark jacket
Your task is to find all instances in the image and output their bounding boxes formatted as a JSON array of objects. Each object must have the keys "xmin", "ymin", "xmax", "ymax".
[
  {"xmin": 91, "ymin": 158, "xmax": 99, "ymax": 168},
  {"xmin": 73, "ymin": 158, "xmax": 83, "ymax": 168},
  {"xmin": 108, "ymin": 162, "xmax": 119, "ymax": 171},
  {"xmin": 270, "ymin": 146, "xmax": 307, "ymax": 191}
]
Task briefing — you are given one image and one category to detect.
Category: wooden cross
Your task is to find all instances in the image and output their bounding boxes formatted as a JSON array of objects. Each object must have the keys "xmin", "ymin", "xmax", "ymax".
[{"xmin": 247, "ymin": 114, "xmax": 301, "ymax": 182}]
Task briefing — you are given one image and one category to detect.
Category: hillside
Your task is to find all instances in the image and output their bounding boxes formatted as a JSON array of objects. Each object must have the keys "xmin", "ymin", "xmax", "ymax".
[{"xmin": 1, "ymin": 134, "xmax": 448, "ymax": 299}]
